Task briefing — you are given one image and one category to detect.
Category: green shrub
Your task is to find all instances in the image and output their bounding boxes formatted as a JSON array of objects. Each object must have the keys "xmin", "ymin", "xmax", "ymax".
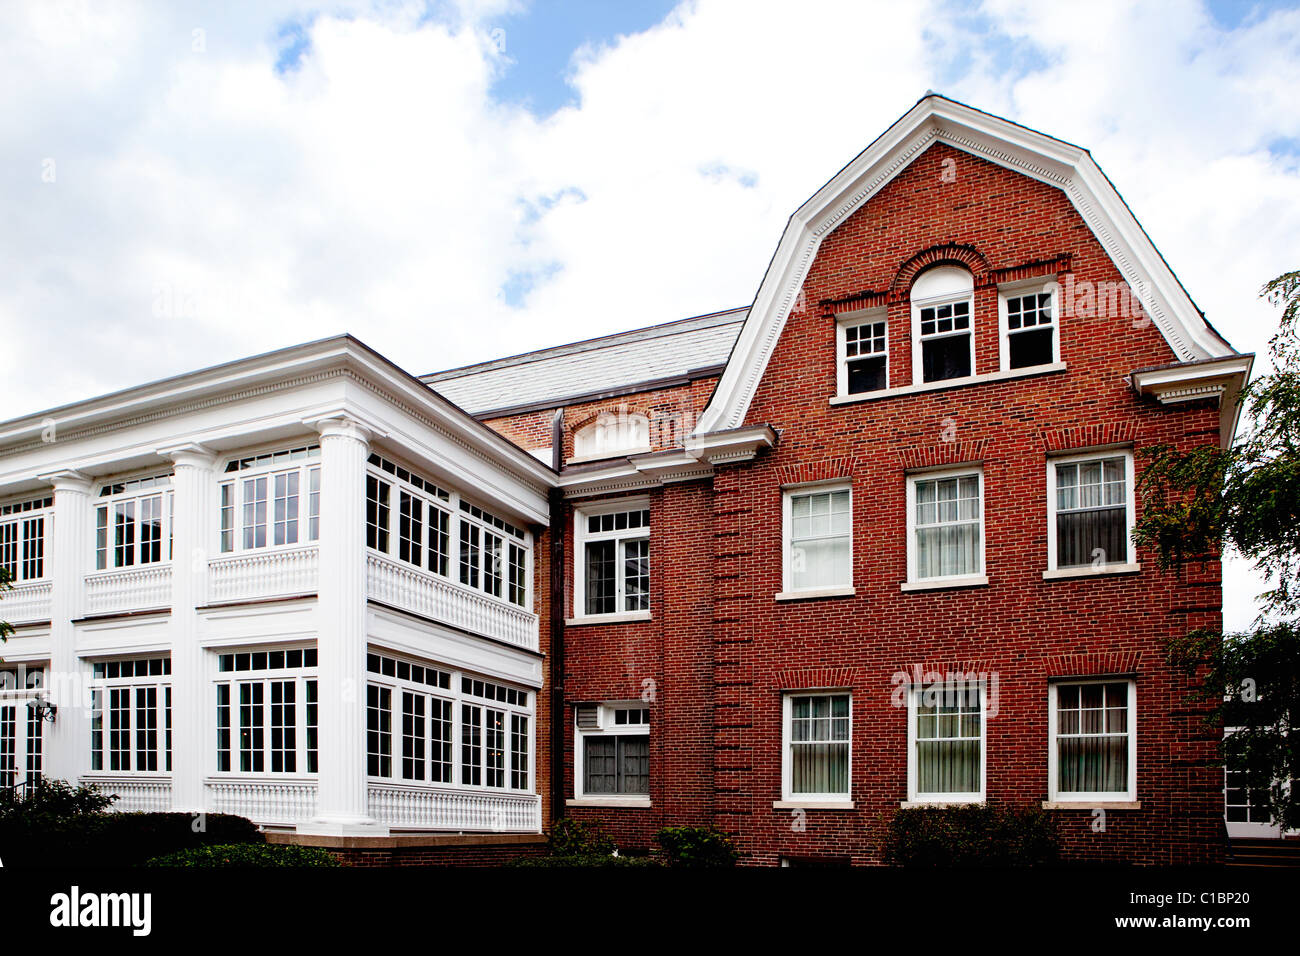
[
  {"xmin": 882, "ymin": 802, "xmax": 1060, "ymax": 867},
  {"xmin": 544, "ymin": 817, "xmax": 615, "ymax": 856},
  {"xmin": 655, "ymin": 825, "xmax": 738, "ymax": 868},
  {"xmin": 0, "ymin": 779, "xmax": 264, "ymax": 868},
  {"xmin": 144, "ymin": 843, "xmax": 342, "ymax": 867},
  {"xmin": 510, "ymin": 851, "xmax": 660, "ymax": 868}
]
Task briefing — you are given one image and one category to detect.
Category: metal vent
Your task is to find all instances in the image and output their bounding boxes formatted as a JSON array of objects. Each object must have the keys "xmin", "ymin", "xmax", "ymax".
[{"xmin": 575, "ymin": 704, "xmax": 599, "ymax": 730}]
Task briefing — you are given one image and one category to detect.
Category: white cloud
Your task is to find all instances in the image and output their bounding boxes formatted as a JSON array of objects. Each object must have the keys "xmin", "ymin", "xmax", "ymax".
[{"xmin": 1, "ymin": 0, "xmax": 1295, "ymax": 619}]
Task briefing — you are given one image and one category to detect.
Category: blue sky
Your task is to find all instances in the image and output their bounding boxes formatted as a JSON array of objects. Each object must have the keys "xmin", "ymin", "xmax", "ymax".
[{"xmin": 1, "ymin": 0, "xmax": 1298, "ymax": 626}]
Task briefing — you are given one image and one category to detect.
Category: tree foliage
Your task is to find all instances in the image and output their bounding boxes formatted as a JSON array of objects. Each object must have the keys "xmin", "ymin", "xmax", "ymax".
[{"xmin": 1134, "ymin": 269, "xmax": 1300, "ymax": 830}]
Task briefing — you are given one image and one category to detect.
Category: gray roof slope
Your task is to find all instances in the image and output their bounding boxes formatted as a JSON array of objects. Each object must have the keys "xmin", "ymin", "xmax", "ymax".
[{"xmin": 423, "ymin": 308, "xmax": 747, "ymax": 416}]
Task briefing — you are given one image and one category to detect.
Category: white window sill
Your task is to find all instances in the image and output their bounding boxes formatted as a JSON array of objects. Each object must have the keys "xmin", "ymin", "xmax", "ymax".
[
  {"xmin": 772, "ymin": 800, "xmax": 855, "ymax": 810},
  {"xmin": 899, "ymin": 798, "xmax": 984, "ymax": 809},
  {"xmin": 1042, "ymin": 800, "xmax": 1141, "ymax": 810},
  {"xmin": 775, "ymin": 586, "xmax": 856, "ymax": 602},
  {"xmin": 901, "ymin": 575, "xmax": 988, "ymax": 593},
  {"xmin": 565, "ymin": 611, "xmax": 652, "ymax": 626},
  {"xmin": 1042, "ymin": 563, "xmax": 1140, "ymax": 580},
  {"xmin": 830, "ymin": 362, "xmax": 1066, "ymax": 405},
  {"xmin": 567, "ymin": 797, "xmax": 651, "ymax": 808}
]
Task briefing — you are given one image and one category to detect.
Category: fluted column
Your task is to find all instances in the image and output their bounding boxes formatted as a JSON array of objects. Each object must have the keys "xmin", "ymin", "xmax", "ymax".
[
  {"xmin": 159, "ymin": 443, "xmax": 217, "ymax": 812},
  {"xmin": 301, "ymin": 416, "xmax": 384, "ymax": 833},
  {"xmin": 40, "ymin": 470, "xmax": 94, "ymax": 783}
]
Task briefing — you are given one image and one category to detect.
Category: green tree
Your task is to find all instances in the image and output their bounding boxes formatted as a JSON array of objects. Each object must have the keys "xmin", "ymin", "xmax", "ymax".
[
  {"xmin": 1135, "ymin": 269, "xmax": 1300, "ymax": 830},
  {"xmin": 0, "ymin": 565, "xmax": 13, "ymax": 646}
]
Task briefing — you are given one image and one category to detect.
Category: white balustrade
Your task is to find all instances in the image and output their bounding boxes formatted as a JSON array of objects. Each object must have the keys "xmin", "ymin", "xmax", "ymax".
[
  {"xmin": 81, "ymin": 775, "xmax": 174, "ymax": 812},
  {"xmin": 366, "ymin": 553, "xmax": 539, "ymax": 651},
  {"xmin": 367, "ymin": 783, "xmax": 542, "ymax": 832},
  {"xmin": 84, "ymin": 565, "xmax": 173, "ymax": 615},
  {"xmin": 205, "ymin": 778, "xmax": 318, "ymax": 825},
  {"xmin": 208, "ymin": 547, "xmax": 319, "ymax": 603},
  {"xmin": 0, "ymin": 581, "xmax": 53, "ymax": 623}
]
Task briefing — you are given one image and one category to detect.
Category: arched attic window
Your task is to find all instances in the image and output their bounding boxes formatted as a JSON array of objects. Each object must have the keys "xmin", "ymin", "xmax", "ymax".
[
  {"xmin": 572, "ymin": 411, "xmax": 651, "ymax": 461},
  {"xmin": 911, "ymin": 265, "xmax": 974, "ymax": 384}
]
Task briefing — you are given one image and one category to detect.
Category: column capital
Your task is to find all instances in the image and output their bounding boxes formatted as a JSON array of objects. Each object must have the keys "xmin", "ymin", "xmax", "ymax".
[
  {"xmin": 308, "ymin": 414, "xmax": 379, "ymax": 445},
  {"xmin": 157, "ymin": 441, "xmax": 218, "ymax": 471},
  {"xmin": 37, "ymin": 469, "xmax": 94, "ymax": 495}
]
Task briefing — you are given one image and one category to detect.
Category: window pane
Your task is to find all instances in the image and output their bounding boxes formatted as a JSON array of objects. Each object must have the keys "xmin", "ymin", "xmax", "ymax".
[
  {"xmin": 623, "ymin": 539, "xmax": 649, "ymax": 611},
  {"xmin": 585, "ymin": 540, "xmax": 616, "ymax": 614},
  {"xmin": 1056, "ymin": 682, "xmax": 1129, "ymax": 794},
  {"xmin": 921, "ymin": 334, "xmax": 971, "ymax": 382},
  {"xmin": 1009, "ymin": 327, "xmax": 1054, "ymax": 369}
]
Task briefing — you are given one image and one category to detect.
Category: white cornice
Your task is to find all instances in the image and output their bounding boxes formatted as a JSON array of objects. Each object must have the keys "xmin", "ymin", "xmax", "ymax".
[
  {"xmin": 1130, "ymin": 354, "xmax": 1253, "ymax": 448},
  {"xmin": 696, "ymin": 95, "xmax": 1238, "ymax": 435},
  {"xmin": 559, "ymin": 425, "xmax": 776, "ymax": 499}
]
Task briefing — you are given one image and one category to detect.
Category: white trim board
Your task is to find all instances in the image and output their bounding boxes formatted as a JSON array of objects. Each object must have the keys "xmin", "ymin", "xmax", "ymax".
[{"xmin": 695, "ymin": 94, "xmax": 1237, "ymax": 436}]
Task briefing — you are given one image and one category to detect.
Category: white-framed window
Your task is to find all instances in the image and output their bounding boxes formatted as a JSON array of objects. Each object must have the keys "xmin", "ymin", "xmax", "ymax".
[
  {"xmin": 0, "ymin": 664, "xmax": 46, "ymax": 788},
  {"xmin": 574, "ymin": 702, "xmax": 650, "ymax": 800},
  {"xmin": 366, "ymin": 454, "xmax": 531, "ymax": 610},
  {"xmin": 219, "ymin": 445, "xmax": 321, "ymax": 554},
  {"xmin": 836, "ymin": 309, "xmax": 888, "ymax": 395},
  {"xmin": 0, "ymin": 496, "xmax": 52, "ymax": 583},
  {"xmin": 572, "ymin": 410, "xmax": 651, "ymax": 461},
  {"xmin": 906, "ymin": 468, "xmax": 984, "ymax": 584},
  {"xmin": 573, "ymin": 500, "xmax": 650, "ymax": 617},
  {"xmin": 366, "ymin": 651, "xmax": 533, "ymax": 793},
  {"xmin": 781, "ymin": 692, "xmax": 851, "ymax": 802},
  {"xmin": 907, "ymin": 681, "xmax": 985, "ymax": 803},
  {"xmin": 783, "ymin": 485, "xmax": 852, "ymax": 593},
  {"xmin": 215, "ymin": 647, "xmax": 317, "ymax": 775},
  {"xmin": 999, "ymin": 281, "xmax": 1059, "ymax": 370},
  {"xmin": 89, "ymin": 656, "xmax": 171, "ymax": 774},
  {"xmin": 1047, "ymin": 451, "xmax": 1134, "ymax": 570},
  {"xmin": 94, "ymin": 474, "xmax": 173, "ymax": 570},
  {"xmin": 1048, "ymin": 679, "xmax": 1136, "ymax": 802},
  {"xmin": 911, "ymin": 266, "xmax": 975, "ymax": 384}
]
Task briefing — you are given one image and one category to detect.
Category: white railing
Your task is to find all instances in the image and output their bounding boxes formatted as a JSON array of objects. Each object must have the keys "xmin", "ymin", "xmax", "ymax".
[
  {"xmin": 0, "ymin": 581, "xmax": 53, "ymax": 623},
  {"xmin": 366, "ymin": 553, "xmax": 539, "ymax": 651},
  {"xmin": 84, "ymin": 565, "xmax": 173, "ymax": 615},
  {"xmin": 208, "ymin": 546, "xmax": 318, "ymax": 604},
  {"xmin": 81, "ymin": 775, "xmax": 174, "ymax": 812},
  {"xmin": 205, "ymin": 778, "xmax": 318, "ymax": 825},
  {"xmin": 367, "ymin": 783, "xmax": 542, "ymax": 832}
]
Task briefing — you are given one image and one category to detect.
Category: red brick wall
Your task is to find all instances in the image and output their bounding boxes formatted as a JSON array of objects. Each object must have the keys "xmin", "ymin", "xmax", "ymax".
[{"xmin": 548, "ymin": 141, "xmax": 1227, "ymax": 866}]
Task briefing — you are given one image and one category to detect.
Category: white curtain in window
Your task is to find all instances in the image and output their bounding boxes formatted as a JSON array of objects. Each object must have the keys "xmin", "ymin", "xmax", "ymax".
[
  {"xmin": 790, "ymin": 695, "xmax": 850, "ymax": 794},
  {"xmin": 916, "ymin": 688, "xmax": 981, "ymax": 794},
  {"xmin": 1056, "ymin": 683, "xmax": 1128, "ymax": 793},
  {"xmin": 790, "ymin": 491, "xmax": 851, "ymax": 590},
  {"xmin": 915, "ymin": 476, "xmax": 979, "ymax": 578}
]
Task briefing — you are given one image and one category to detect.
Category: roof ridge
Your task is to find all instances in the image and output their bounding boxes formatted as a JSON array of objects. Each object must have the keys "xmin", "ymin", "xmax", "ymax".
[{"xmin": 422, "ymin": 306, "xmax": 748, "ymax": 382}]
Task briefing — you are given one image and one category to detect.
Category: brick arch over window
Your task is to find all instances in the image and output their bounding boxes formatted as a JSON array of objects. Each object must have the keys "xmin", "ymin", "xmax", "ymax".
[{"xmin": 888, "ymin": 243, "xmax": 994, "ymax": 302}]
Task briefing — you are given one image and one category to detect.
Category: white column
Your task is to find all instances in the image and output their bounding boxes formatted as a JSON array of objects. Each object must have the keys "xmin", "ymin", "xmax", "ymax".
[
  {"xmin": 40, "ymin": 470, "xmax": 94, "ymax": 783},
  {"xmin": 159, "ymin": 443, "xmax": 217, "ymax": 813},
  {"xmin": 301, "ymin": 416, "xmax": 385, "ymax": 833}
]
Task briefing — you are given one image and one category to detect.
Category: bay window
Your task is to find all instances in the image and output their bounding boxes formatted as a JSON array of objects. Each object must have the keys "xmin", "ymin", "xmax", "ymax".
[
  {"xmin": 219, "ymin": 445, "xmax": 320, "ymax": 554},
  {"xmin": 89, "ymin": 657, "xmax": 171, "ymax": 773},
  {"xmin": 907, "ymin": 468, "xmax": 984, "ymax": 585},
  {"xmin": 907, "ymin": 682, "xmax": 985, "ymax": 803},
  {"xmin": 215, "ymin": 647, "xmax": 317, "ymax": 775},
  {"xmin": 1048, "ymin": 451, "xmax": 1134, "ymax": 570},
  {"xmin": 574, "ymin": 702, "xmax": 650, "ymax": 800},
  {"xmin": 1049, "ymin": 679, "xmax": 1136, "ymax": 802},
  {"xmin": 782, "ymin": 692, "xmax": 851, "ymax": 802},
  {"xmin": 783, "ymin": 485, "xmax": 852, "ymax": 593},
  {"xmin": 574, "ymin": 501, "xmax": 650, "ymax": 617},
  {"xmin": 0, "ymin": 496, "xmax": 51, "ymax": 583}
]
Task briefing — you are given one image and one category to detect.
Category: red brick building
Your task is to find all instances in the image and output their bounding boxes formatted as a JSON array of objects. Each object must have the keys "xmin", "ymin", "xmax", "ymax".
[{"xmin": 427, "ymin": 94, "xmax": 1251, "ymax": 865}]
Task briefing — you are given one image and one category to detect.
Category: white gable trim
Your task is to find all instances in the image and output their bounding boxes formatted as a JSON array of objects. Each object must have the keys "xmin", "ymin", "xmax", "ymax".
[{"xmin": 696, "ymin": 95, "xmax": 1235, "ymax": 434}]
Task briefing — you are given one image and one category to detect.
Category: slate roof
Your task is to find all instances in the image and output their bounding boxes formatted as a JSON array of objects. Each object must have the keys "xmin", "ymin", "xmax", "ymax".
[{"xmin": 422, "ymin": 308, "xmax": 747, "ymax": 417}]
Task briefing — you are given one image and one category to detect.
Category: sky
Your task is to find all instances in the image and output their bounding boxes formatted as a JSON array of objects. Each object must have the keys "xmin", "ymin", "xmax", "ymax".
[{"xmin": 2, "ymin": 0, "xmax": 1298, "ymax": 627}]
